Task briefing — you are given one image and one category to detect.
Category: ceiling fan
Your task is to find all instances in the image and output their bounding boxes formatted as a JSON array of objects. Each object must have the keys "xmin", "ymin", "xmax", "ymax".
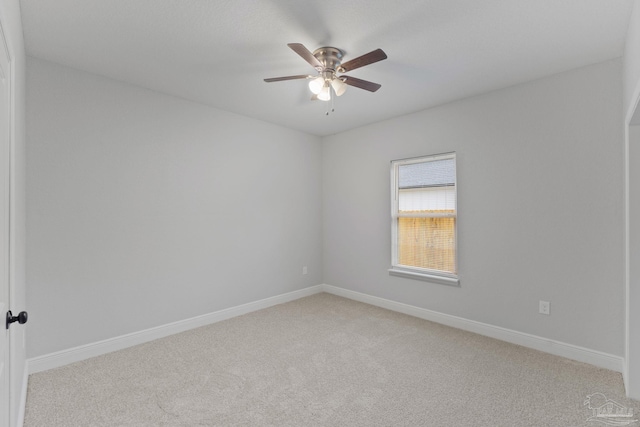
[{"xmin": 264, "ymin": 43, "xmax": 387, "ymax": 102}]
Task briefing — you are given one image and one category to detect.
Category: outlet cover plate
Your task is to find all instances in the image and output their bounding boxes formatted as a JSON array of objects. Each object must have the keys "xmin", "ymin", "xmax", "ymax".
[{"xmin": 539, "ymin": 300, "xmax": 550, "ymax": 315}]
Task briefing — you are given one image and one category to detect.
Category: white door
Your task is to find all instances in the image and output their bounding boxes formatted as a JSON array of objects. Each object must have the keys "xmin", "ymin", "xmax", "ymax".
[{"xmin": 0, "ymin": 20, "xmax": 10, "ymax": 427}]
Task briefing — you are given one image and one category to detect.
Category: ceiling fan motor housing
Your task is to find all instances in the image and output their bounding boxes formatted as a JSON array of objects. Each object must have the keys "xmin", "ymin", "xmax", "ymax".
[{"xmin": 313, "ymin": 47, "xmax": 344, "ymax": 74}]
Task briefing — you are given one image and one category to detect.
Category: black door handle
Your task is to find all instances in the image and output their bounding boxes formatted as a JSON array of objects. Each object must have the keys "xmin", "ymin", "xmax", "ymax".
[{"xmin": 6, "ymin": 310, "xmax": 27, "ymax": 329}]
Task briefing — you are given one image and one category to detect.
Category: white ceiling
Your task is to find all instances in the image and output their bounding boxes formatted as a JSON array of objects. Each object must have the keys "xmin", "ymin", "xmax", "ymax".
[{"xmin": 20, "ymin": 0, "xmax": 634, "ymax": 136}]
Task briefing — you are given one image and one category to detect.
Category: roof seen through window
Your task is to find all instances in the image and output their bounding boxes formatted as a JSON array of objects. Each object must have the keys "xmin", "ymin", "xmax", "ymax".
[{"xmin": 398, "ymin": 158, "xmax": 455, "ymax": 189}]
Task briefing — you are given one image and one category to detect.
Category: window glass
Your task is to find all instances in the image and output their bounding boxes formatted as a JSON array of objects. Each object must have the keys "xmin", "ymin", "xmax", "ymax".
[{"xmin": 391, "ymin": 153, "xmax": 457, "ymax": 282}]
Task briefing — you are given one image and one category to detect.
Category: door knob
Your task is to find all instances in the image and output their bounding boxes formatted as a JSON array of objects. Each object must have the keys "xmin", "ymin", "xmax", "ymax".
[{"xmin": 6, "ymin": 310, "xmax": 27, "ymax": 329}]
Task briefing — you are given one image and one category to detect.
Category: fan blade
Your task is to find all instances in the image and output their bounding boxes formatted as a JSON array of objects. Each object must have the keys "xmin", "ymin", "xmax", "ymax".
[
  {"xmin": 342, "ymin": 76, "xmax": 382, "ymax": 92},
  {"xmin": 339, "ymin": 48, "xmax": 387, "ymax": 72},
  {"xmin": 288, "ymin": 43, "xmax": 323, "ymax": 69},
  {"xmin": 264, "ymin": 75, "xmax": 310, "ymax": 82}
]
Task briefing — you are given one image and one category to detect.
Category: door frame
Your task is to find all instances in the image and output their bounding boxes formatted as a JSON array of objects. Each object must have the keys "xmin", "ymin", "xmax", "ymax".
[
  {"xmin": 625, "ymin": 67, "xmax": 640, "ymax": 400},
  {"xmin": 0, "ymin": 15, "xmax": 10, "ymax": 427}
]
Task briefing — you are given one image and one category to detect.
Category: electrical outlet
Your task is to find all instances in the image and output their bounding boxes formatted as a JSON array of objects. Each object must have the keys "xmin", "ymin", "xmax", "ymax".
[
  {"xmin": 539, "ymin": 300, "xmax": 550, "ymax": 315},
  {"xmin": 302, "ymin": 266, "xmax": 308, "ymax": 275}
]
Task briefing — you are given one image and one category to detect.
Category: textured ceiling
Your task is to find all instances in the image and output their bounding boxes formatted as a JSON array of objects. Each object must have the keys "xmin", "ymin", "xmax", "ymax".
[{"xmin": 20, "ymin": 0, "xmax": 634, "ymax": 136}]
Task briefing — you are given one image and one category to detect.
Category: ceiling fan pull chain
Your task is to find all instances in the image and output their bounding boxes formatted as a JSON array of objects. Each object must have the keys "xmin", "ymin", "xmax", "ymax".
[
  {"xmin": 325, "ymin": 85, "xmax": 336, "ymax": 116},
  {"xmin": 326, "ymin": 88, "xmax": 330, "ymax": 116},
  {"xmin": 331, "ymin": 86, "xmax": 335, "ymax": 113}
]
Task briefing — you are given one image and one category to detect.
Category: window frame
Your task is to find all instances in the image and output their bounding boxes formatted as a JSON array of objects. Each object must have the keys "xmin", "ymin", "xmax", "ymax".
[{"xmin": 389, "ymin": 152, "xmax": 460, "ymax": 286}]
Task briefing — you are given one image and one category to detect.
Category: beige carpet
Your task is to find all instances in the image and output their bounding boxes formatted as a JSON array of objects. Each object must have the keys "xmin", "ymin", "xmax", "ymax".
[{"xmin": 24, "ymin": 293, "xmax": 640, "ymax": 426}]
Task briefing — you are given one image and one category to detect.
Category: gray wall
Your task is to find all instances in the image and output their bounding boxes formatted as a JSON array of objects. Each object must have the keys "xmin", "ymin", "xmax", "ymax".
[
  {"xmin": 26, "ymin": 56, "xmax": 625, "ymax": 362},
  {"xmin": 323, "ymin": 59, "xmax": 624, "ymax": 356},
  {"xmin": 26, "ymin": 57, "xmax": 323, "ymax": 358},
  {"xmin": 624, "ymin": 0, "xmax": 640, "ymax": 115}
]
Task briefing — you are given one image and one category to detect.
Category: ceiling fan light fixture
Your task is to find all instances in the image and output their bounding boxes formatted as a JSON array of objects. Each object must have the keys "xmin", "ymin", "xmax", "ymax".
[
  {"xmin": 331, "ymin": 77, "xmax": 347, "ymax": 96},
  {"xmin": 317, "ymin": 84, "xmax": 331, "ymax": 101},
  {"xmin": 308, "ymin": 76, "xmax": 325, "ymax": 94}
]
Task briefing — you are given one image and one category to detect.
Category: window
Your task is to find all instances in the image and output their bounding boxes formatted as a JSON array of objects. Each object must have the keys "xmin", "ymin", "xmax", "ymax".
[{"xmin": 389, "ymin": 153, "xmax": 459, "ymax": 285}]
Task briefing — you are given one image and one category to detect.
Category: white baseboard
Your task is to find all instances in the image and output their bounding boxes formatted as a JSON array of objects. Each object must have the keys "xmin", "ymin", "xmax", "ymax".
[
  {"xmin": 321, "ymin": 284, "xmax": 624, "ymax": 373},
  {"xmin": 27, "ymin": 283, "xmax": 623, "ymax": 376},
  {"xmin": 28, "ymin": 285, "xmax": 323, "ymax": 374}
]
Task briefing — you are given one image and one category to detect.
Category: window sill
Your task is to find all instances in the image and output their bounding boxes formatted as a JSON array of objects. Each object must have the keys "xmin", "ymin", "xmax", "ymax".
[{"xmin": 388, "ymin": 268, "xmax": 460, "ymax": 286}]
